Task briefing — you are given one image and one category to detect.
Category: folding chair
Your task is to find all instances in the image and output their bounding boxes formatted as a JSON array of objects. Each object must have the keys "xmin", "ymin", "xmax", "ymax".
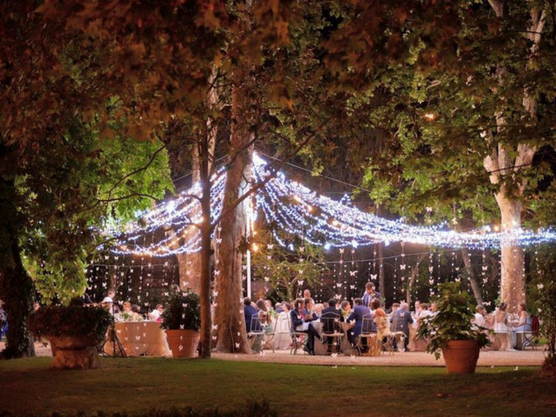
[
  {"xmin": 247, "ymin": 314, "xmax": 265, "ymax": 352},
  {"xmin": 389, "ymin": 314, "xmax": 407, "ymax": 352},
  {"xmin": 321, "ymin": 312, "xmax": 343, "ymax": 354},
  {"xmin": 262, "ymin": 318, "xmax": 277, "ymax": 353},
  {"xmin": 286, "ymin": 314, "xmax": 307, "ymax": 355},
  {"xmin": 356, "ymin": 315, "xmax": 377, "ymax": 356},
  {"xmin": 515, "ymin": 331, "xmax": 536, "ymax": 350}
]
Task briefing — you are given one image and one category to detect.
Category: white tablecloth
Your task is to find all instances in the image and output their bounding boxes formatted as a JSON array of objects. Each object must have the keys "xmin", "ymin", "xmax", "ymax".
[{"xmin": 109, "ymin": 321, "xmax": 170, "ymax": 357}]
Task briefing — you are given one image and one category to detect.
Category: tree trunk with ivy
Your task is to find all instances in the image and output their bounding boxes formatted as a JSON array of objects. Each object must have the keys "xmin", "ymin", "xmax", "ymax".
[{"xmin": 0, "ymin": 171, "xmax": 36, "ymax": 359}]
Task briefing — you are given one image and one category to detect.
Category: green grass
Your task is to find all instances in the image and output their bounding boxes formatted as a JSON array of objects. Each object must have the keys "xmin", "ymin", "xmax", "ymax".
[{"xmin": 1, "ymin": 358, "xmax": 555, "ymax": 417}]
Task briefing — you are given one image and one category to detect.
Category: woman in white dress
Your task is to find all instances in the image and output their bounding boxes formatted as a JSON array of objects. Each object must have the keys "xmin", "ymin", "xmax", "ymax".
[
  {"xmin": 493, "ymin": 302, "xmax": 515, "ymax": 350},
  {"xmin": 273, "ymin": 302, "xmax": 292, "ymax": 350}
]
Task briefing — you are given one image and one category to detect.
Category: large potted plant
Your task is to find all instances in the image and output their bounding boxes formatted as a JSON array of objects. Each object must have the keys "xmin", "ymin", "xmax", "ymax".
[
  {"xmin": 418, "ymin": 282, "xmax": 490, "ymax": 374},
  {"xmin": 27, "ymin": 298, "xmax": 112, "ymax": 369},
  {"xmin": 160, "ymin": 288, "xmax": 201, "ymax": 358}
]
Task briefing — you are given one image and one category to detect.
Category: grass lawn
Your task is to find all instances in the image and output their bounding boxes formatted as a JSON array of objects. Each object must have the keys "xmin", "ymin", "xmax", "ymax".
[{"xmin": 1, "ymin": 357, "xmax": 555, "ymax": 417}]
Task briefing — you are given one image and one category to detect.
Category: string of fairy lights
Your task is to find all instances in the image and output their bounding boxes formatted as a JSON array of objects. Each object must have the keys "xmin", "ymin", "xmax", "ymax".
[{"xmin": 109, "ymin": 153, "xmax": 556, "ymax": 257}]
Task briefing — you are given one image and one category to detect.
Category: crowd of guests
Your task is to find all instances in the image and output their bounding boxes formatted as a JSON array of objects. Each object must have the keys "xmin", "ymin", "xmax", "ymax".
[
  {"xmin": 98, "ymin": 290, "xmax": 164, "ymax": 322},
  {"xmin": 242, "ymin": 283, "xmax": 537, "ymax": 355},
  {"xmin": 473, "ymin": 301, "xmax": 534, "ymax": 350},
  {"xmin": 243, "ymin": 282, "xmax": 418, "ymax": 355}
]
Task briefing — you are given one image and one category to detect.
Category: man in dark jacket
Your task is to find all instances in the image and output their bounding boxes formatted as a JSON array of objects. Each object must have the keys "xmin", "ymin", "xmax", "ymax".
[
  {"xmin": 362, "ymin": 282, "xmax": 381, "ymax": 307},
  {"xmin": 346, "ymin": 298, "xmax": 372, "ymax": 347},
  {"xmin": 391, "ymin": 302, "xmax": 413, "ymax": 351},
  {"xmin": 243, "ymin": 297, "xmax": 260, "ymax": 333},
  {"xmin": 321, "ymin": 299, "xmax": 343, "ymax": 353}
]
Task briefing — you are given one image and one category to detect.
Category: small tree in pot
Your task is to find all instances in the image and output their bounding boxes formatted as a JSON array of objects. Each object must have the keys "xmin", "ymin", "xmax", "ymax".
[
  {"xmin": 418, "ymin": 281, "xmax": 490, "ymax": 373},
  {"xmin": 160, "ymin": 288, "xmax": 201, "ymax": 358},
  {"xmin": 27, "ymin": 298, "xmax": 112, "ymax": 369}
]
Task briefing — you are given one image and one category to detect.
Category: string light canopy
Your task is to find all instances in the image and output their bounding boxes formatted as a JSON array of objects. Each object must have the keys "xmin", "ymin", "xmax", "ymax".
[{"xmin": 109, "ymin": 153, "xmax": 556, "ymax": 256}]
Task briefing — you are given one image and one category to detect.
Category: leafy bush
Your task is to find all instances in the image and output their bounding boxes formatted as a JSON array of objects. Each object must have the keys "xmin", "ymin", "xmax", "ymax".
[
  {"xmin": 418, "ymin": 281, "xmax": 490, "ymax": 359},
  {"xmin": 27, "ymin": 304, "xmax": 112, "ymax": 342},
  {"xmin": 160, "ymin": 289, "xmax": 201, "ymax": 331}
]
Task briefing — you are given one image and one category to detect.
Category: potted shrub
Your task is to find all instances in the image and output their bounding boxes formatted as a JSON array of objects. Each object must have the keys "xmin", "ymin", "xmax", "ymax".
[
  {"xmin": 160, "ymin": 288, "xmax": 201, "ymax": 358},
  {"xmin": 418, "ymin": 282, "xmax": 490, "ymax": 374},
  {"xmin": 27, "ymin": 298, "xmax": 112, "ymax": 369}
]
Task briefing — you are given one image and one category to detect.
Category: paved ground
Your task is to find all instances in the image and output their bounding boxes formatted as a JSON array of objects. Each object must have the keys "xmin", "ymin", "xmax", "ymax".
[{"xmin": 2, "ymin": 341, "xmax": 546, "ymax": 367}]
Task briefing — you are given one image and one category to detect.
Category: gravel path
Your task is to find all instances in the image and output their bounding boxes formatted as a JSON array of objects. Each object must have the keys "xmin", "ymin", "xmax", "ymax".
[{"xmin": 10, "ymin": 341, "xmax": 545, "ymax": 368}]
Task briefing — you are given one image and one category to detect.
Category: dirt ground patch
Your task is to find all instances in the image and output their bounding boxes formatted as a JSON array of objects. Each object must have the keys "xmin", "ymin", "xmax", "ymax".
[{"xmin": 4, "ymin": 340, "xmax": 545, "ymax": 367}]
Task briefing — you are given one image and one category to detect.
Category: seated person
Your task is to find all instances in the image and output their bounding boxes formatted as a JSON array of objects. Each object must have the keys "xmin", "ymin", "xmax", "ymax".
[
  {"xmin": 340, "ymin": 300, "xmax": 352, "ymax": 319},
  {"xmin": 346, "ymin": 297, "xmax": 372, "ymax": 350},
  {"xmin": 321, "ymin": 299, "xmax": 344, "ymax": 353},
  {"xmin": 391, "ymin": 302, "xmax": 413, "ymax": 351},
  {"xmin": 120, "ymin": 301, "xmax": 142, "ymax": 321},
  {"xmin": 256, "ymin": 299, "xmax": 273, "ymax": 332},
  {"xmin": 149, "ymin": 304, "xmax": 164, "ymax": 321},
  {"xmin": 473, "ymin": 305, "xmax": 487, "ymax": 329},
  {"xmin": 290, "ymin": 298, "xmax": 320, "ymax": 355},
  {"xmin": 131, "ymin": 304, "xmax": 143, "ymax": 321},
  {"xmin": 244, "ymin": 297, "xmax": 263, "ymax": 352},
  {"xmin": 302, "ymin": 298, "xmax": 318, "ymax": 321},
  {"xmin": 313, "ymin": 303, "xmax": 324, "ymax": 318},
  {"xmin": 514, "ymin": 303, "xmax": 532, "ymax": 332},
  {"xmin": 493, "ymin": 302, "xmax": 515, "ymax": 350},
  {"xmin": 372, "ymin": 298, "xmax": 391, "ymax": 339}
]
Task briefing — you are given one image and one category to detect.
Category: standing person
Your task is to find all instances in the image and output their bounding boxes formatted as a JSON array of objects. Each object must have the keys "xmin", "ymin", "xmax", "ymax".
[
  {"xmin": 362, "ymin": 282, "xmax": 381, "ymax": 307},
  {"xmin": 149, "ymin": 304, "xmax": 164, "ymax": 321},
  {"xmin": 303, "ymin": 289, "xmax": 315, "ymax": 306},
  {"xmin": 391, "ymin": 302, "xmax": 413, "ymax": 351},
  {"xmin": 101, "ymin": 289, "xmax": 116, "ymax": 315}
]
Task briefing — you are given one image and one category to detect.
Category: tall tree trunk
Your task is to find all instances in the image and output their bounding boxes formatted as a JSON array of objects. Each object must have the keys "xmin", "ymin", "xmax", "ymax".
[
  {"xmin": 461, "ymin": 247, "xmax": 484, "ymax": 305},
  {"xmin": 484, "ymin": 0, "xmax": 545, "ymax": 314},
  {"xmin": 176, "ymin": 70, "xmax": 219, "ymax": 295},
  {"xmin": 213, "ymin": 67, "xmax": 254, "ymax": 353},
  {"xmin": 496, "ymin": 191, "xmax": 526, "ymax": 313},
  {"xmin": 197, "ymin": 133, "xmax": 213, "ymax": 358},
  {"xmin": 0, "ymin": 170, "xmax": 36, "ymax": 359}
]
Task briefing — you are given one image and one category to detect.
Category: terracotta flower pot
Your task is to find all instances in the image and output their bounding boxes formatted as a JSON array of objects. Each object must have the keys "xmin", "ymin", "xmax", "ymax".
[
  {"xmin": 441, "ymin": 340, "xmax": 480, "ymax": 374},
  {"xmin": 165, "ymin": 329, "xmax": 200, "ymax": 358}
]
